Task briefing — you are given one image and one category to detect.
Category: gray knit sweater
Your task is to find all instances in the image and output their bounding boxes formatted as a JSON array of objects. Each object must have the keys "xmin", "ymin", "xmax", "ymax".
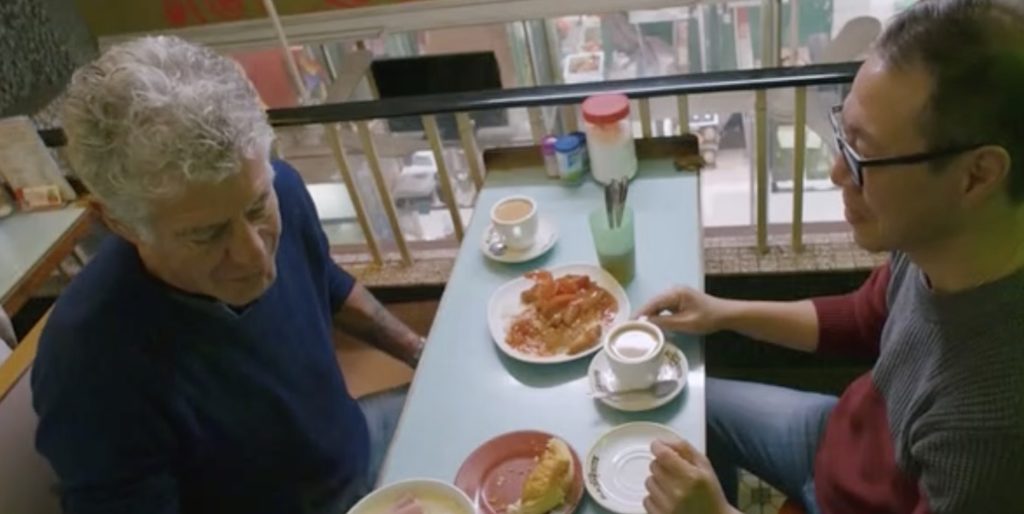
[{"xmin": 813, "ymin": 253, "xmax": 1024, "ymax": 514}]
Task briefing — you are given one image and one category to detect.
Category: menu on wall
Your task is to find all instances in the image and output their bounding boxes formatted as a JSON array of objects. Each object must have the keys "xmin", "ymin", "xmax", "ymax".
[{"xmin": 0, "ymin": 117, "xmax": 77, "ymax": 211}]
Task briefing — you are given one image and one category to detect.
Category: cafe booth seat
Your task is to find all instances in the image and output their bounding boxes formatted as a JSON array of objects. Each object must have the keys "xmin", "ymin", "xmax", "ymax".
[
  {"xmin": 335, "ymin": 332, "xmax": 414, "ymax": 398},
  {"xmin": 333, "ymin": 299, "xmax": 437, "ymax": 398},
  {"xmin": 0, "ymin": 313, "xmax": 61, "ymax": 514}
]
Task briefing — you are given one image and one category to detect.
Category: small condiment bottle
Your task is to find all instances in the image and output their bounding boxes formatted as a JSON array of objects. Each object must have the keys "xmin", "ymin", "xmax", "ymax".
[
  {"xmin": 541, "ymin": 135, "xmax": 560, "ymax": 178},
  {"xmin": 554, "ymin": 134, "xmax": 585, "ymax": 186}
]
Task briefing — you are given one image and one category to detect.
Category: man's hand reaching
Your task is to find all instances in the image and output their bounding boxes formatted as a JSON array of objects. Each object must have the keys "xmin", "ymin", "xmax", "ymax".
[
  {"xmin": 634, "ymin": 287, "xmax": 730, "ymax": 335},
  {"xmin": 644, "ymin": 439, "xmax": 737, "ymax": 514}
]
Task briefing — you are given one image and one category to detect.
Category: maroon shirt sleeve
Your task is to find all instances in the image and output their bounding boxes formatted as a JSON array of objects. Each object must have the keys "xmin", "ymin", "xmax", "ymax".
[{"xmin": 812, "ymin": 262, "xmax": 891, "ymax": 359}]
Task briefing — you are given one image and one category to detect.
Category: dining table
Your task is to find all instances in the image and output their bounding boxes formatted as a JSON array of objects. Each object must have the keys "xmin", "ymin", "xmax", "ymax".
[
  {"xmin": 379, "ymin": 157, "xmax": 706, "ymax": 513},
  {"xmin": 0, "ymin": 206, "xmax": 91, "ymax": 318}
]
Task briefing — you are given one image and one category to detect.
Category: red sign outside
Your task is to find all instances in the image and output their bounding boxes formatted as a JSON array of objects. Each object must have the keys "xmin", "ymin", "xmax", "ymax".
[{"xmin": 76, "ymin": 0, "xmax": 419, "ymax": 36}]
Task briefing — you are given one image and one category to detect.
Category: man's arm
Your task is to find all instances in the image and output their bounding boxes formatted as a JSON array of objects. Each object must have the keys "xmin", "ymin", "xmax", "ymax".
[
  {"xmin": 719, "ymin": 263, "xmax": 890, "ymax": 356},
  {"xmin": 277, "ymin": 160, "xmax": 425, "ymax": 367},
  {"xmin": 332, "ymin": 283, "xmax": 424, "ymax": 368},
  {"xmin": 638, "ymin": 289, "xmax": 819, "ymax": 351},
  {"xmin": 639, "ymin": 263, "xmax": 891, "ymax": 356},
  {"xmin": 808, "ymin": 262, "xmax": 890, "ymax": 359},
  {"xmin": 715, "ymin": 299, "xmax": 819, "ymax": 352}
]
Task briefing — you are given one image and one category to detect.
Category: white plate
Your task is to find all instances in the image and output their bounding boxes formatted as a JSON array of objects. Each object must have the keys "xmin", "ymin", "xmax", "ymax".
[
  {"xmin": 346, "ymin": 478, "xmax": 474, "ymax": 514},
  {"xmin": 487, "ymin": 264, "xmax": 631, "ymax": 364},
  {"xmin": 587, "ymin": 345, "xmax": 688, "ymax": 412},
  {"xmin": 585, "ymin": 423, "xmax": 684, "ymax": 514},
  {"xmin": 480, "ymin": 216, "xmax": 559, "ymax": 264}
]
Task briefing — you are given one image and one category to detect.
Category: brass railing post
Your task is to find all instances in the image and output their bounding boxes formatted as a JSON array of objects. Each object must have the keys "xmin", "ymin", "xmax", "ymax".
[
  {"xmin": 325, "ymin": 123, "xmax": 383, "ymax": 265},
  {"xmin": 792, "ymin": 87, "xmax": 808, "ymax": 252},
  {"xmin": 455, "ymin": 113, "xmax": 485, "ymax": 190},
  {"xmin": 423, "ymin": 115, "xmax": 466, "ymax": 242},
  {"xmin": 755, "ymin": 90, "xmax": 769, "ymax": 254},
  {"xmin": 356, "ymin": 121, "xmax": 413, "ymax": 265},
  {"xmin": 677, "ymin": 95, "xmax": 690, "ymax": 135},
  {"xmin": 639, "ymin": 98, "xmax": 653, "ymax": 139}
]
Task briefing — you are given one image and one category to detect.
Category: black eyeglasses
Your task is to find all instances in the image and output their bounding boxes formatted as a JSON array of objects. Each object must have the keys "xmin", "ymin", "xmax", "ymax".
[{"xmin": 828, "ymin": 105, "xmax": 984, "ymax": 187}]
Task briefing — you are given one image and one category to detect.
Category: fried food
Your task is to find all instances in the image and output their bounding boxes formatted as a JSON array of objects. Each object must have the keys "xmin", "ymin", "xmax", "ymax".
[
  {"xmin": 387, "ymin": 492, "xmax": 469, "ymax": 514},
  {"xmin": 507, "ymin": 438, "xmax": 574, "ymax": 514},
  {"xmin": 507, "ymin": 271, "xmax": 618, "ymax": 357},
  {"xmin": 389, "ymin": 495, "xmax": 424, "ymax": 514}
]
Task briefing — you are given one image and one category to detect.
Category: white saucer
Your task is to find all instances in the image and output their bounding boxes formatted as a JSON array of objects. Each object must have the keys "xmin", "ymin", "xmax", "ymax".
[
  {"xmin": 585, "ymin": 423, "xmax": 685, "ymax": 514},
  {"xmin": 587, "ymin": 345, "xmax": 688, "ymax": 412},
  {"xmin": 480, "ymin": 217, "xmax": 558, "ymax": 264}
]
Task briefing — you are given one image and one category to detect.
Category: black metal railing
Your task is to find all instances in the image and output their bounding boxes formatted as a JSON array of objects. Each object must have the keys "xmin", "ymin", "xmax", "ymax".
[
  {"xmin": 36, "ymin": 60, "xmax": 861, "ymax": 262},
  {"xmin": 37, "ymin": 62, "xmax": 859, "ymax": 147}
]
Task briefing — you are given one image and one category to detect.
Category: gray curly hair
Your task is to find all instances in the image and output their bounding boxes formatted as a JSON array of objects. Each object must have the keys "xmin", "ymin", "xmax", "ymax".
[{"xmin": 62, "ymin": 36, "xmax": 275, "ymax": 235}]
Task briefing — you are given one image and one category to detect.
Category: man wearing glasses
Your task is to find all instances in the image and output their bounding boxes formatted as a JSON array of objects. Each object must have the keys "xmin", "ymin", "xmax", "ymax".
[{"xmin": 636, "ymin": 1, "xmax": 1024, "ymax": 513}]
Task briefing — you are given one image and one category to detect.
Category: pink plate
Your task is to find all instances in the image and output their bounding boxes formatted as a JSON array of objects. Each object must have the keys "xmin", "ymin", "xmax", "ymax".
[{"xmin": 454, "ymin": 431, "xmax": 585, "ymax": 514}]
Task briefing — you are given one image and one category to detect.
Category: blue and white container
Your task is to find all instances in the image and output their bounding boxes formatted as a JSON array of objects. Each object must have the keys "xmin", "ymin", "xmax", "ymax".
[
  {"xmin": 555, "ymin": 134, "xmax": 585, "ymax": 185},
  {"xmin": 570, "ymin": 131, "xmax": 590, "ymax": 173}
]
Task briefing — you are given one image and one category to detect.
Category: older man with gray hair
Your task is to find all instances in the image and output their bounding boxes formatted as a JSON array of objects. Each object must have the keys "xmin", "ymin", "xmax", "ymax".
[{"xmin": 31, "ymin": 36, "xmax": 424, "ymax": 514}]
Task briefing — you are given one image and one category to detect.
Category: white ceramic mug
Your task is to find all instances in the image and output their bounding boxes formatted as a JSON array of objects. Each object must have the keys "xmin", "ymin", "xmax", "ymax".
[
  {"xmin": 490, "ymin": 195, "xmax": 539, "ymax": 251},
  {"xmin": 603, "ymin": 320, "xmax": 665, "ymax": 390}
]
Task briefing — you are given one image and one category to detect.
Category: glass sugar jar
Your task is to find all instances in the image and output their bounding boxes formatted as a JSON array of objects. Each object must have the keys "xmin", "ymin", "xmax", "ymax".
[{"xmin": 582, "ymin": 93, "xmax": 638, "ymax": 184}]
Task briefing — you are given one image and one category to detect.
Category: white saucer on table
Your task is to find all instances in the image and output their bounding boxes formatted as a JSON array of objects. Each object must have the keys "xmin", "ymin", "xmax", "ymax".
[
  {"xmin": 585, "ymin": 423, "xmax": 685, "ymax": 514},
  {"xmin": 587, "ymin": 345, "xmax": 688, "ymax": 412},
  {"xmin": 480, "ymin": 216, "xmax": 558, "ymax": 264}
]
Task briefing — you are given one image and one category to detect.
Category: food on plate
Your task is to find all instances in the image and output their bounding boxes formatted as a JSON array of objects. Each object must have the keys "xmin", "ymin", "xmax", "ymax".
[
  {"xmin": 507, "ymin": 438, "xmax": 574, "ymax": 514},
  {"xmin": 507, "ymin": 270, "xmax": 618, "ymax": 357},
  {"xmin": 383, "ymin": 492, "xmax": 468, "ymax": 514},
  {"xmin": 389, "ymin": 495, "xmax": 424, "ymax": 514}
]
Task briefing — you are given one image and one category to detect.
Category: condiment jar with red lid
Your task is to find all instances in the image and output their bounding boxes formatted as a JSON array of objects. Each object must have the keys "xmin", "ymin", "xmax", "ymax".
[{"xmin": 582, "ymin": 93, "xmax": 638, "ymax": 184}]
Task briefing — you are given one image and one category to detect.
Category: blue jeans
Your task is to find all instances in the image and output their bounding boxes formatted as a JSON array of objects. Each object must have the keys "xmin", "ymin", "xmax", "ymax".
[
  {"xmin": 707, "ymin": 378, "xmax": 837, "ymax": 514},
  {"xmin": 327, "ymin": 387, "xmax": 408, "ymax": 514}
]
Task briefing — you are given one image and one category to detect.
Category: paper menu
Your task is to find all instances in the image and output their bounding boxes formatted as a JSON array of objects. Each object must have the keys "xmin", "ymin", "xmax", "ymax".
[{"xmin": 0, "ymin": 116, "xmax": 77, "ymax": 210}]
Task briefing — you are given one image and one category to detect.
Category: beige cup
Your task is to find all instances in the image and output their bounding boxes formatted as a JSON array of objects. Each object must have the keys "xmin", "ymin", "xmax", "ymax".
[
  {"xmin": 603, "ymin": 320, "xmax": 665, "ymax": 390},
  {"xmin": 490, "ymin": 195, "xmax": 539, "ymax": 251}
]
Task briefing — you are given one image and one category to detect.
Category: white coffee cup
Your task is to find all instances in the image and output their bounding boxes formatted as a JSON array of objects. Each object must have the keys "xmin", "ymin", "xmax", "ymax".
[
  {"xmin": 603, "ymin": 320, "xmax": 665, "ymax": 390},
  {"xmin": 490, "ymin": 195, "xmax": 539, "ymax": 251}
]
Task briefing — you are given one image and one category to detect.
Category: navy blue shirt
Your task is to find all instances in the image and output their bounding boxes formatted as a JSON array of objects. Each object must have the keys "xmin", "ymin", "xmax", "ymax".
[{"xmin": 32, "ymin": 161, "xmax": 369, "ymax": 514}]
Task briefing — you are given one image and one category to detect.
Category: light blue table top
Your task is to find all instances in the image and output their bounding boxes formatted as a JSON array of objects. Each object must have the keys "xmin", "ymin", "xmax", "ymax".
[
  {"xmin": 380, "ymin": 161, "xmax": 705, "ymax": 513},
  {"xmin": 0, "ymin": 207, "xmax": 87, "ymax": 304}
]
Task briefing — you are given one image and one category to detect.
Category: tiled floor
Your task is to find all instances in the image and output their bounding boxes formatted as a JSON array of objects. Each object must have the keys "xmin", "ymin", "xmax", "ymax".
[{"xmin": 738, "ymin": 470, "xmax": 788, "ymax": 514}]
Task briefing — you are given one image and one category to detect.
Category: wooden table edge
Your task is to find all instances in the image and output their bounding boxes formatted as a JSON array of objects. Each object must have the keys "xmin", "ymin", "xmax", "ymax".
[
  {"xmin": 0, "ymin": 310, "xmax": 49, "ymax": 404},
  {"xmin": 1, "ymin": 207, "xmax": 94, "ymax": 316}
]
